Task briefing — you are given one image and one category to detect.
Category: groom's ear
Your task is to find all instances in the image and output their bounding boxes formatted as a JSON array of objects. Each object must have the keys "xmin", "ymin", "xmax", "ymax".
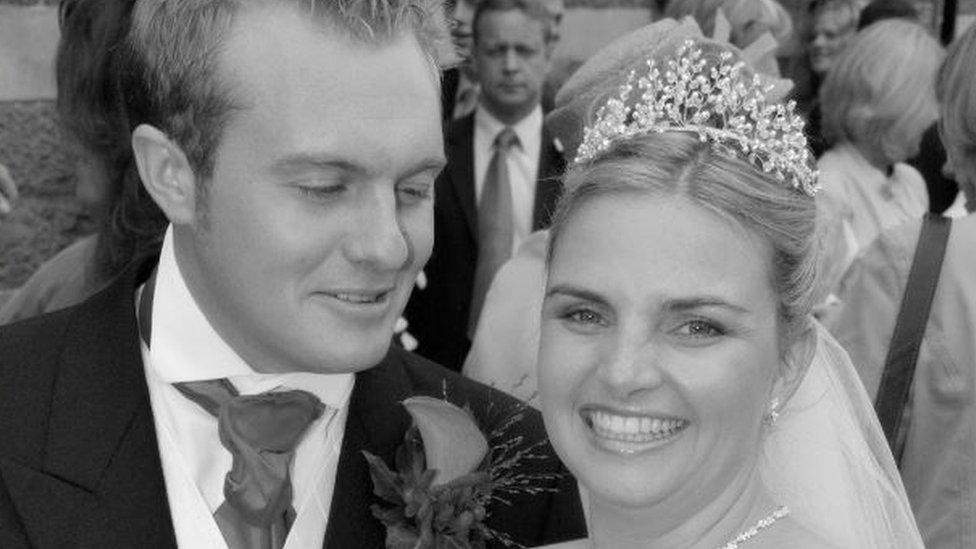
[
  {"xmin": 131, "ymin": 123, "xmax": 199, "ymax": 226},
  {"xmin": 773, "ymin": 323, "xmax": 817, "ymax": 406}
]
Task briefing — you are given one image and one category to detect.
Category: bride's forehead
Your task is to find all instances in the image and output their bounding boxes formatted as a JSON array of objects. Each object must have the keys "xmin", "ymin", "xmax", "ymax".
[{"xmin": 553, "ymin": 194, "xmax": 769, "ymax": 261}]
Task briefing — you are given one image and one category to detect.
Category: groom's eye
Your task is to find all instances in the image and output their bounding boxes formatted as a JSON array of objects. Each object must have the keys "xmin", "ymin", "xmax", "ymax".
[
  {"xmin": 396, "ymin": 180, "xmax": 433, "ymax": 204},
  {"xmin": 297, "ymin": 184, "xmax": 346, "ymax": 200}
]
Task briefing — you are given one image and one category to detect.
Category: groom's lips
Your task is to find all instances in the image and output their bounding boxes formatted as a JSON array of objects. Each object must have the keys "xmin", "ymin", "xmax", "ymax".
[{"xmin": 314, "ymin": 287, "xmax": 395, "ymax": 312}]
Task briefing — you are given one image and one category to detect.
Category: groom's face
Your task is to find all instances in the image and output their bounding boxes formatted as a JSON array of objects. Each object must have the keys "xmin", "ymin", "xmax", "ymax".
[{"xmin": 176, "ymin": 6, "xmax": 443, "ymax": 374}]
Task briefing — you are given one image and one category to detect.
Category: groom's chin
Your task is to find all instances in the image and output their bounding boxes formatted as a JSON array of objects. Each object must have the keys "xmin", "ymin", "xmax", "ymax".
[{"xmin": 299, "ymin": 329, "xmax": 396, "ymax": 374}]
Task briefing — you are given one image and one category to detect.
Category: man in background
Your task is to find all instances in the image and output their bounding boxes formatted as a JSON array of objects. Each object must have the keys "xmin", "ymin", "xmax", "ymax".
[
  {"xmin": 407, "ymin": 0, "xmax": 565, "ymax": 371},
  {"xmin": 442, "ymin": 0, "xmax": 564, "ymax": 121}
]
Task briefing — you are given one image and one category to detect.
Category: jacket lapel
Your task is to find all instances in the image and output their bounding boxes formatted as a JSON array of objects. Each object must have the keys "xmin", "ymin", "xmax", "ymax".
[
  {"xmin": 323, "ymin": 349, "xmax": 414, "ymax": 548},
  {"xmin": 532, "ymin": 125, "xmax": 566, "ymax": 230},
  {"xmin": 445, "ymin": 114, "xmax": 478, "ymax": 240},
  {"xmin": 1, "ymin": 257, "xmax": 176, "ymax": 548}
]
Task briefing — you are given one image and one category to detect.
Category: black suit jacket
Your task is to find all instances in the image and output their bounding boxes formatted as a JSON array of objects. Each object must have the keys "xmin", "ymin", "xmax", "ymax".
[
  {"xmin": 0, "ymin": 255, "xmax": 586, "ymax": 548},
  {"xmin": 405, "ymin": 113, "xmax": 565, "ymax": 371}
]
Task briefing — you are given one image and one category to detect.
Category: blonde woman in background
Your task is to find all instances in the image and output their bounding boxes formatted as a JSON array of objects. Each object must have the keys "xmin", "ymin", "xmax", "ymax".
[{"xmin": 816, "ymin": 20, "xmax": 944, "ymax": 297}]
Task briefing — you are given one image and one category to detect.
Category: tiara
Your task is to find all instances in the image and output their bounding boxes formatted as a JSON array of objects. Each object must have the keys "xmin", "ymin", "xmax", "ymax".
[{"xmin": 574, "ymin": 40, "xmax": 819, "ymax": 197}]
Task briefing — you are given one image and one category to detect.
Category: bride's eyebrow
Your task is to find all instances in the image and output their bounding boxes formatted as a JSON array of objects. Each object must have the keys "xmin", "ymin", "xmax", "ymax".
[
  {"xmin": 664, "ymin": 297, "xmax": 750, "ymax": 314},
  {"xmin": 544, "ymin": 284, "xmax": 606, "ymax": 306}
]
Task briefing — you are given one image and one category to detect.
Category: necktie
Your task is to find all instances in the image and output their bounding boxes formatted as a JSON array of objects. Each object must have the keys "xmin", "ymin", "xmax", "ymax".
[
  {"xmin": 175, "ymin": 379, "xmax": 325, "ymax": 549},
  {"xmin": 469, "ymin": 127, "xmax": 519, "ymax": 336}
]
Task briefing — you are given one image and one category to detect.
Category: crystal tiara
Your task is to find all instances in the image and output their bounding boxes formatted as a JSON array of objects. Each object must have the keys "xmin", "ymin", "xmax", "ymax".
[{"xmin": 573, "ymin": 40, "xmax": 819, "ymax": 197}]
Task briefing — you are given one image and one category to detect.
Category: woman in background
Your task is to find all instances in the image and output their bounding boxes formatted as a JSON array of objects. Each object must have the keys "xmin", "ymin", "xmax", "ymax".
[
  {"xmin": 816, "ymin": 20, "xmax": 943, "ymax": 298},
  {"xmin": 0, "ymin": 0, "xmax": 166, "ymax": 325}
]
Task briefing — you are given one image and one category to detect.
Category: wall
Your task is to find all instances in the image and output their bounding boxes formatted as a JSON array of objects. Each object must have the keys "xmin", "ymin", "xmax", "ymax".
[{"xmin": 0, "ymin": 4, "xmax": 87, "ymax": 290}]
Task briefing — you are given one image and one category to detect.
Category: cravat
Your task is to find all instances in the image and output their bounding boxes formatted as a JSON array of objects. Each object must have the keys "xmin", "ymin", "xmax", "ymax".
[
  {"xmin": 469, "ymin": 126, "xmax": 519, "ymax": 336},
  {"xmin": 137, "ymin": 271, "xmax": 325, "ymax": 548},
  {"xmin": 174, "ymin": 379, "xmax": 325, "ymax": 549}
]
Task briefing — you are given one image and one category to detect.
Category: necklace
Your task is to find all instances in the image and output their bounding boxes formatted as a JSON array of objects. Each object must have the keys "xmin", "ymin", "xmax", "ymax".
[{"xmin": 717, "ymin": 505, "xmax": 790, "ymax": 549}]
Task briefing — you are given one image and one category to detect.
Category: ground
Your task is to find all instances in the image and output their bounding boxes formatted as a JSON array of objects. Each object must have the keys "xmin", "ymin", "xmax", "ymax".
[{"xmin": 0, "ymin": 100, "xmax": 95, "ymax": 291}]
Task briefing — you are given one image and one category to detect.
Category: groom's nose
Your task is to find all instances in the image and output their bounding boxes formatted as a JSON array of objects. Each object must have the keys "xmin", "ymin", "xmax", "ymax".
[{"xmin": 343, "ymin": 187, "xmax": 411, "ymax": 271}]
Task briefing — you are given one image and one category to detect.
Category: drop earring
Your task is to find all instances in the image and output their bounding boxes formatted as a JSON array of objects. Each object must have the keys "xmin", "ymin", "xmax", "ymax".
[{"xmin": 764, "ymin": 397, "xmax": 781, "ymax": 427}]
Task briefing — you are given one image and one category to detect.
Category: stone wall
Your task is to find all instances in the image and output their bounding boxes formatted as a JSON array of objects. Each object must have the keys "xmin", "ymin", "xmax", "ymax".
[{"xmin": 0, "ymin": 5, "xmax": 87, "ymax": 290}]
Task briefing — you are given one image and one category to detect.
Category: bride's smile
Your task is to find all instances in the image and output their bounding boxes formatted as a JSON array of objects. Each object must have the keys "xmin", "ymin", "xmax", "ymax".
[{"xmin": 580, "ymin": 406, "xmax": 689, "ymax": 454}]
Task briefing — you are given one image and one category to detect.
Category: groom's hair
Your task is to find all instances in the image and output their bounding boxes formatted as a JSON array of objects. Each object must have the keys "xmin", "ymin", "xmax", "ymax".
[{"xmin": 118, "ymin": 0, "xmax": 457, "ymax": 182}]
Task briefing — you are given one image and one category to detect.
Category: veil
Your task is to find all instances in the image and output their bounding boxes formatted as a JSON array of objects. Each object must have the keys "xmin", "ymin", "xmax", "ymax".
[{"xmin": 761, "ymin": 322, "xmax": 923, "ymax": 548}]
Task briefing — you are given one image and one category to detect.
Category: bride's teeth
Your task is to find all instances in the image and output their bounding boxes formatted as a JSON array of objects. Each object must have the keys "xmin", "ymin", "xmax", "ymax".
[{"xmin": 587, "ymin": 410, "xmax": 685, "ymax": 441}]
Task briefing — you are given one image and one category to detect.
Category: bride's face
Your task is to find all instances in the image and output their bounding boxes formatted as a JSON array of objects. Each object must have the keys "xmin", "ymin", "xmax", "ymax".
[{"xmin": 539, "ymin": 193, "xmax": 782, "ymax": 513}]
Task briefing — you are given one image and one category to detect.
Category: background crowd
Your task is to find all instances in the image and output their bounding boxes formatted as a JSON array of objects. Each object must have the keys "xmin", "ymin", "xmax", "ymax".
[{"xmin": 0, "ymin": 0, "xmax": 974, "ymax": 546}]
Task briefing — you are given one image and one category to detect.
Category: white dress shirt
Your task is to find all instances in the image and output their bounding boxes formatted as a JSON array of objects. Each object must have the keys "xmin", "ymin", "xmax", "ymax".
[
  {"xmin": 473, "ymin": 105, "xmax": 543, "ymax": 252},
  {"xmin": 140, "ymin": 227, "xmax": 355, "ymax": 549}
]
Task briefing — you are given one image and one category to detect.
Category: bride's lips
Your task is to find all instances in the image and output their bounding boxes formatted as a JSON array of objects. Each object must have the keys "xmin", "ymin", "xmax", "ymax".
[{"xmin": 579, "ymin": 405, "xmax": 688, "ymax": 455}]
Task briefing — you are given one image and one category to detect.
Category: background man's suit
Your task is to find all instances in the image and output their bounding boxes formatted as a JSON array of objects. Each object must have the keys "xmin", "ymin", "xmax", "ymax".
[
  {"xmin": 0, "ymin": 256, "xmax": 586, "ymax": 548},
  {"xmin": 405, "ymin": 113, "xmax": 565, "ymax": 371}
]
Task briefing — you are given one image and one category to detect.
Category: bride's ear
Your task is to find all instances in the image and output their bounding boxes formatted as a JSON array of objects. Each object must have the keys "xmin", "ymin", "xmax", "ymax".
[{"xmin": 772, "ymin": 323, "xmax": 817, "ymax": 406}]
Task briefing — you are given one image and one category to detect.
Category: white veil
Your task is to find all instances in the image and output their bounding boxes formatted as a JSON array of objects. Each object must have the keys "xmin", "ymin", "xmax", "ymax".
[{"xmin": 761, "ymin": 322, "xmax": 923, "ymax": 548}]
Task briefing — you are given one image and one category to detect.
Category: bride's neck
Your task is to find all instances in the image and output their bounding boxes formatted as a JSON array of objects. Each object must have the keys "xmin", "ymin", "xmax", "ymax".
[{"xmin": 587, "ymin": 465, "xmax": 779, "ymax": 549}]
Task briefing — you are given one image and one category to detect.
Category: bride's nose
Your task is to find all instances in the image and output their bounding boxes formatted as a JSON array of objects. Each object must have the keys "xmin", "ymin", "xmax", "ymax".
[{"xmin": 596, "ymin": 326, "xmax": 665, "ymax": 398}]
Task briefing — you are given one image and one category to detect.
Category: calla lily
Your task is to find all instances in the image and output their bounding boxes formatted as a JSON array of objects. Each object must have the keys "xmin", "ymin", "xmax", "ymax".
[{"xmin": 402, "ymin": 396, "xmax": 489, "ymax": 486}]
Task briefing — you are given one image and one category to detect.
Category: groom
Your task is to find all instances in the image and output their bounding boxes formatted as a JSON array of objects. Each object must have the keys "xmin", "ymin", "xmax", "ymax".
[{"xmin": 0, "ymin": 1, "xmax": 585, "ymax": 547}]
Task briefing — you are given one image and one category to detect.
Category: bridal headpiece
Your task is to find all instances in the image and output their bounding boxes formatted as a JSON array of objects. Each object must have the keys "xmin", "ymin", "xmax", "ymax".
[{"xmin": 574, "ymin": 40, "xmax": 819, "ymax": 197}]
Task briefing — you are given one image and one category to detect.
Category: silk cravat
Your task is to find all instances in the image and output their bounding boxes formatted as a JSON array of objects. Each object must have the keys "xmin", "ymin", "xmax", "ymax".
[
  {"xmin": 469, "ymin": 126, "xmax": 519, "ymax": 336},
  {"xmin": 174, "ymin": 379, "xmax": 324, "ymax": 549},
  {"xmin": 137, "ymin": 271, "xmax": 325, "ymax": 549}
]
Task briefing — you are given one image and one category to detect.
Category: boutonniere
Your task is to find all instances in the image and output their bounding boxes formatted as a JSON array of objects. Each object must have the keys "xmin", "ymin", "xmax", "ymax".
[{"xmin": 363, "ymin": 396, "xmax": 556, "ymax": 548}]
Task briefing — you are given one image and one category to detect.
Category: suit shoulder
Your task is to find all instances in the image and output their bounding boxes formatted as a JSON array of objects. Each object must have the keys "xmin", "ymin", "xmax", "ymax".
[
  {"xmin": 444, "ymin": 114, "xmax": 475, "ymax": 145},
  {"xmin": 0, "ymin": 306, "xmax": 74, "ymax": 374},
  {"xmin": 0, "ymin": 307, "xmax": 76, "ymax": 463}
]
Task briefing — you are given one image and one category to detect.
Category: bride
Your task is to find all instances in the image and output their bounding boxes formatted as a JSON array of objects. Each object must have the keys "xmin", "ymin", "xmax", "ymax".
[{"xmin": 527, "ymin": 28, "xmax": 923, "ymax": 549}]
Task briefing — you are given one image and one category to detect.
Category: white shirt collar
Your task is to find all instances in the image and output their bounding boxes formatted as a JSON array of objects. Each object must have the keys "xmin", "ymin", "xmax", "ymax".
[
  {"xmin": 147, "ymin": 226, "xmax": 354, "ymax": 408},
  {"xmin": 475, "ymin": 104, "xmax": 543, "ymax": 151}
]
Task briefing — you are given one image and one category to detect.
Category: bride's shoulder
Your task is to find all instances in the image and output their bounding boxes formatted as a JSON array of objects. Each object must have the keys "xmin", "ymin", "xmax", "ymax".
[{"xmin": 757, "ymin": 516, "xmax": 841, "ymax": 549}]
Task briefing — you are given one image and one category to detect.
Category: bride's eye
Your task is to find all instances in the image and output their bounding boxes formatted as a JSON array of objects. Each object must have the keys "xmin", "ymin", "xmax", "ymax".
[
  {"xmin": 562, "ymin": 307, "xmax": 607, "ymax": 329},
  {"xmin": 673, "ymin": 319, "xmax": 724, "ymax": 339}
]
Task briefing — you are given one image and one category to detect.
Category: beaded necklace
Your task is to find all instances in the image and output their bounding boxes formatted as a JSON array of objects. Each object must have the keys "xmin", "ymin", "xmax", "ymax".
[{"xmin": 717, "ymin": 505, "xmax": 790, "ymax": 549}]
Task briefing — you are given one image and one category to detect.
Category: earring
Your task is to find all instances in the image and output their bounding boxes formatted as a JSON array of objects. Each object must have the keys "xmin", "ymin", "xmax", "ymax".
[{"xmin": 763, "ymin": 397, "xmax": 781, "ymax": 427}]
